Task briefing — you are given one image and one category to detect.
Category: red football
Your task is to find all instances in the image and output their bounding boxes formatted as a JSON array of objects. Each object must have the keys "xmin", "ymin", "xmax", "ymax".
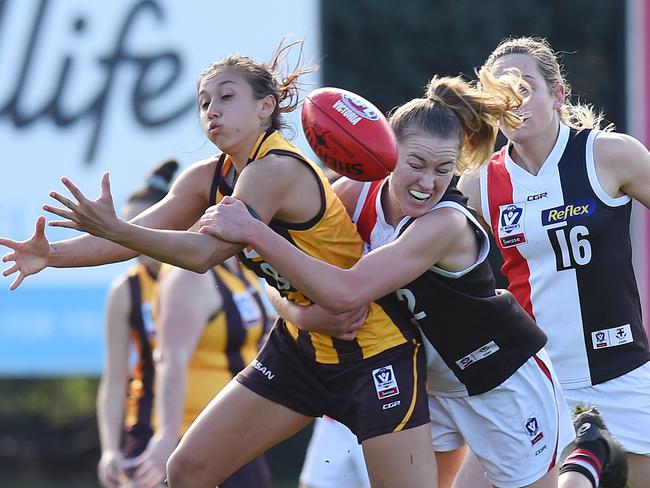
[{"xmin": 301, "ymin": 87, "xmax": 397, "ymax": 181}]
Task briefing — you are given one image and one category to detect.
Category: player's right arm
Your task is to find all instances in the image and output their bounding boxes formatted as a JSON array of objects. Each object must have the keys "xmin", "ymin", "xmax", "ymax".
[
  {"xmin": 96, "ymin": 275, "xmax": 132, "ymax": 488},
  {"xmin": 0, "ymin": 159, "xmax": 217, "ymax": 289},
  {"xmin": 265, "ymin": 284, "xmax": 367, "ymax": 340}
]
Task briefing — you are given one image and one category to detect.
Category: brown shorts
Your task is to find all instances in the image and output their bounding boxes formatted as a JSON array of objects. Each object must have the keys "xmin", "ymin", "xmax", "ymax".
[{"xmin": 237, "ymin": 322, "xmax": 429, "ymax": 442}]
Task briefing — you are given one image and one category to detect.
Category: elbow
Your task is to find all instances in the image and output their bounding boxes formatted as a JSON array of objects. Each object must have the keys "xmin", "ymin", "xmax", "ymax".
[{"xmin": 320, "ymin": 288, "xmax": 362, "ymax": 314}]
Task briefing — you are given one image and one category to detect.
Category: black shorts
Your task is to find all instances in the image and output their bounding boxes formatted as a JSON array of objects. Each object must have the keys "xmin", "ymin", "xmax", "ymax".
[
  {"xmin": 122, "ymin": 422, "xmax": 154, "ymax": 459},
  {"xmin": 236, "ymin": 322, "xmax": 429, "ymax": 442}
]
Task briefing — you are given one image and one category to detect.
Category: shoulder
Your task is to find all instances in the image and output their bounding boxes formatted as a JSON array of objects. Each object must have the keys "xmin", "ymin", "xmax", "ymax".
[
  {"xmin": 410, "ymin": 205, "xmax": 468, "ymax": 240},
  {"xmin": 106, "ymin": 273, "xmax": 132, "ymax": 316},
  {"xmin": 170, "ymin": 156, "xmax": 221, "ymax": 191},
  {"xmin": 593, "ymin": 131, "xmax": 650, "ymax": 189},
  {"xmin": 109, "ymin": 272, "xmax": 131, "ymax": 296},
  {"xmin": 332, "ymin": 177, "xmax": 364, "ymax": 217},
  {"xmin": 246, "ymin": 152, "xmax": 311, "ymax": 176},
  {"xmin": 457, "ymin": 171, "xmax": 482, "ymax": 217},
  {"xmin": 594, "ymin": 131, "xmax": 648, "ymax": 166},
  {"xmin": 160, "ymin": 266, "xmax": 211, "ymax": 293}
]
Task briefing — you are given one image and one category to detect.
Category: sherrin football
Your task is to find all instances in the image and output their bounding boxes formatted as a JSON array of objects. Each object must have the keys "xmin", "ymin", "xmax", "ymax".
[{"xmin": 301, "ymin": 87, "xmax": 397, "ymax": 181}]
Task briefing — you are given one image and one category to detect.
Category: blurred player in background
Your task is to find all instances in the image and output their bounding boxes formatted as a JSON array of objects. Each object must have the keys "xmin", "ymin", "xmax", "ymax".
[
  {"xmin": 97, "ymin": 159, "xmax": 179, "ymax": 488},
  {"xmin": 459, "ymin": 35, "xmax": 649, "ymax": 488},
  {"xmin": 131, "ymin": 256, "xmax": 274, "ymax": 488}
]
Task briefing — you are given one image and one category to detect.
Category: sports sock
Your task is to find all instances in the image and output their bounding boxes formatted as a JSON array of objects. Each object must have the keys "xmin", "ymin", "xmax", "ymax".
[{"xmin": 559, "ymin": 438, "xmax": 608, "ymax": 488}]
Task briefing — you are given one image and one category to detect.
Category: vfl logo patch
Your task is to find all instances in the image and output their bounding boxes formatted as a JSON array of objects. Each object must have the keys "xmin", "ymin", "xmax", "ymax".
[
  {"xmin": 541, "ymin": 199, "xmax": 595, "ymax": 226},
  {"xmin": 455, "ymin": 341, "xmax": 500, "ymax": 370},
  {"xmin": 372, "ymin": 365, "xmax": 400, "ymax": 399},
  {"xmin": 232, "ymin": 292, "xmax": 262, "ymax": 329},
  {"xmin": 498, "ymin": 203, "xmax": 527, "ymax": 248},
  {"xmin": 525, "ymin": 415, "xmax": 544, "ymax": 446},
  {"xmin": 591, "ymin": 324, "xmax": 633, "ymax": 349}
]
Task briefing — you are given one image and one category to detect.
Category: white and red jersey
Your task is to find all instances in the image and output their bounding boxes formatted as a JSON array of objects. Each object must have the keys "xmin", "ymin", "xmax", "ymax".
[
  {"xmin": 480, "ymin": 123, "xmax": 650, "ymax": 388},
  {"xmin": 353, "ymin": 178, "xmax": 546, "ymax": 396}
]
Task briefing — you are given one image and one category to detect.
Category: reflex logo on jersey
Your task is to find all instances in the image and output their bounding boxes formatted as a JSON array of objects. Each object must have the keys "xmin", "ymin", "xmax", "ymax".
[
  {"xmin": 497, "ymin": 203, "xmax": 527, "ymax": 248},
  {"xmin": 591, "ymin": 324, "xmax": 633, "ymax": 349},
  {"xmin": 541, "ymin": 199, "xmax": 595, "ymax": 226},
  {"xmin": 372, "ymin": 365, "xmax": 400, "ymax": 399},
  {"xmin": 524, "ymin": 415, "xmax": 544, "ymax": 446}
]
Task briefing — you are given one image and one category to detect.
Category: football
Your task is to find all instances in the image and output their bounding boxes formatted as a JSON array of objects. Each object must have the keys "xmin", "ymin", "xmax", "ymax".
[{"xmin": 301, "ymin": 87, "xmax": 397, "ymax": 181}]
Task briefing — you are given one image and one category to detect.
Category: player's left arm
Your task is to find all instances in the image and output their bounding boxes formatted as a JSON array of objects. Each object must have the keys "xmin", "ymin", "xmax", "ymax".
[{"xmin": 595, "ymin": 132, "xmax": 650, "ymax": 208}]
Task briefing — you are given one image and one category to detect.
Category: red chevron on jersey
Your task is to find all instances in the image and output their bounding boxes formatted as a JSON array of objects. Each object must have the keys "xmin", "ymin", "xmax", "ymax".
[
  {"xmin": 485, "ymin": 148, "xmax": 535, "ymax": 319},
  {"xmin": 356, "ymin": 179, "xmax": 383, "ymax": 244}
]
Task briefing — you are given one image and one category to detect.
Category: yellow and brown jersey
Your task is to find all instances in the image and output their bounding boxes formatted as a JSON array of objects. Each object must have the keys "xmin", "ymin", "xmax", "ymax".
[
  {"xmin": 181, "ymin": 263, "xmax": 268, "ymax": 433},
  {"xmin": 123, "ymin": 263, "xmax": 159, "ymax": 431},
  {"xmin": 209, "ymin": 129, "xmax": 416, "ymax": 364}
]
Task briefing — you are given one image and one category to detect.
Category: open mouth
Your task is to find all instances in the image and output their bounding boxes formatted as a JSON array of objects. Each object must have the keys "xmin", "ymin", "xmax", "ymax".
[{"xmin": 409, "ymin": 189, "xmax": 430, "ymax": 202}]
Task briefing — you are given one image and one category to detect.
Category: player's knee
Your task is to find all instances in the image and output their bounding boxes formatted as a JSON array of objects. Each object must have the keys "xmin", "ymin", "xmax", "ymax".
[
  {"xmin": 167, "ymin": 448, "xmax": 204, "ymax": 486},
  {"xmin": 167, "ymin": 447, "xmax": 229, "ymax": 487}
]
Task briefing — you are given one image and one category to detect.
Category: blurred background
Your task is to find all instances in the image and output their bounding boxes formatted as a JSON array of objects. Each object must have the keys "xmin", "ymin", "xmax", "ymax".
[{"xmin": 0, "ymin": 0, "xmax": 648, "ymax": 486}]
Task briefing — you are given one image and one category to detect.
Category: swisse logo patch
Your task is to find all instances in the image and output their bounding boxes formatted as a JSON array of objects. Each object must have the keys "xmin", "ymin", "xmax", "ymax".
[{"xmin": 541, "ymin": 199, "xmax": 595, "ymax": 226}]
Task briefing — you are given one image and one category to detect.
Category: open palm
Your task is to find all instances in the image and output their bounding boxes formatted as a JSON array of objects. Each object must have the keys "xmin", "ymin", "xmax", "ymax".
[{"xmin": 0, "ymin": 216, "xmax": 50, "ymax": 290}]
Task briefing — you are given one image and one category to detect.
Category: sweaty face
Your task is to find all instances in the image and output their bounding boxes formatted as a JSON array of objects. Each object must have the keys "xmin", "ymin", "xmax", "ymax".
[
  {"xmin": 491, "ymin": 53, "xmax": 564, "ymax": 144},
  {"xmin": 198, "ymin": 70, "xmax": 269, "ymax": 153},
  {"xmin": 386, "ymin": 132, "xmax": 459, "ymax": 221}
]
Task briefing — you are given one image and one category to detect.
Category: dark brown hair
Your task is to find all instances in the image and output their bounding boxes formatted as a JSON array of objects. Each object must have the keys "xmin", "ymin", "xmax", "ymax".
[{"xmin": 198, "ymin": 39, "xmax": 318, "ymax": 132}]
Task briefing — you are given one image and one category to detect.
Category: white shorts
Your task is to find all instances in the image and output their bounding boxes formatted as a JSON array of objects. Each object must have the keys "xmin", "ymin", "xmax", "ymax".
[
  {"xmin": 562, "ymin": 361, "xmax": 650, "ymax": 455},
  {"xmin": 299, "ymin": 416, "xmax": 370, "ymax": 488},
  {"xmin": 428, "ymin": 350, "xmax": 574, "ymax": 488}
]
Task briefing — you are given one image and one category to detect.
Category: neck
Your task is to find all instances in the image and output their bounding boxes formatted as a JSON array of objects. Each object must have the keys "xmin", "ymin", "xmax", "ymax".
[
  {"xmin": 382, "ymin": 178, "xmax": 403, "ymax": 227},
  {"xmin": 229, "ymin": 129, "xmax": 268, "ymax": 172},
  {"xmin": 509, "ymin": 122, "xmax": 561, "ymax": 175}
]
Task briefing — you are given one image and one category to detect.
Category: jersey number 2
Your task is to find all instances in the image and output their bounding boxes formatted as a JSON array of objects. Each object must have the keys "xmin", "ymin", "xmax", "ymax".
[{"xmin": 396, "ymin": 288, "xmax": 427, "ymax": 326}]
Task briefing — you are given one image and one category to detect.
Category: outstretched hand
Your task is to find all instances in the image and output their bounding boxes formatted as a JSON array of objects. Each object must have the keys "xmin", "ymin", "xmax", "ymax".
[
  {"xmin": 0, "ymin": 216, "xmax": 50, "ymax": 290},
  {"xmin": 198, "ymin": 196, "xmax": 259, "ymax": 243},
  {"xmin": 44, "ymin": 172, "xmax": 123, "ymax": 240}
]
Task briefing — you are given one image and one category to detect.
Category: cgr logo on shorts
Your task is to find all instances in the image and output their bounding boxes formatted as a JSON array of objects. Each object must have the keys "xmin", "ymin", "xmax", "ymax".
[{"xmin": 372, "ymin": 365, "xmax": 400, "ymax": 399}]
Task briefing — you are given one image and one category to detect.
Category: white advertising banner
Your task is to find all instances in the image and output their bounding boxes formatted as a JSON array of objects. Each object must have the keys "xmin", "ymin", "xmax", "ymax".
[{"xmin": 0, "ymin": 0, "xmax": 321, "ymax": 375}]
